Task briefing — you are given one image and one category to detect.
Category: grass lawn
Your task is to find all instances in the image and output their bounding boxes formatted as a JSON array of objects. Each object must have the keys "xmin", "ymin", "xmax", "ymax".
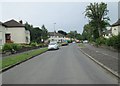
[
  {"xmin": 78, "ymin": 43, "xmax": 85, "ymax": 48},
  {"xmin": 0, "ymin": 47, "xmax": 48, "ymax": 70}
]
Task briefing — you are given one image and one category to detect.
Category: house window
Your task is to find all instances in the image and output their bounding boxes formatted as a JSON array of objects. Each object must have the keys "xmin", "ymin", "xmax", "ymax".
[
  {"xmin": 5, "ymin": 34, "xmax": 11, "ymax": 40},
  {"xmin": 5, "ymin": 34, "xmax": 11, "ymax": 43}
]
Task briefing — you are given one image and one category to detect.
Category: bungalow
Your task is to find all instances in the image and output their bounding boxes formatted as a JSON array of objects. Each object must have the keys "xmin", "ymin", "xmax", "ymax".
[
  {"xmin": 111, "ymin": 19, "xmax": 120, "ymax": 36},
  {"xmin": 0, "ymin": 19, "xmax": 30, "ymax": 49},
  {"xmin": 48, "ymin": 32, "xmax": 66, "ymax": 43}
]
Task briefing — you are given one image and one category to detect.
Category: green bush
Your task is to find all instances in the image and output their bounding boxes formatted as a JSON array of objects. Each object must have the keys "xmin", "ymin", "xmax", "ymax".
[
  {"xmin": 11, "ymin": 43, "xmax": 22, "ymax": 51},
  {"xmin": 2, "ymin": 43, "xmax": 22, "ymax": 52},
  {"xmin": 94, "ymin": 33, "xmax": 120, "ymax": 50},
  {"xmin": 38, "ymin": 43, "xmax": 48, "ymax": 47},
  {"xmin": 30, "ymin": 42, "xmax": 38, "ymax": 47},
  {"xmin": 67, "ymin": 40, "xmax": 72, "ymax": 43},
  {"xmin": 95, "ymin": 37, "xmax": 106, "ymax": 46},
  {"xmin": 2, "ymin": 43, "xmax": 12, "ymax": 52}
]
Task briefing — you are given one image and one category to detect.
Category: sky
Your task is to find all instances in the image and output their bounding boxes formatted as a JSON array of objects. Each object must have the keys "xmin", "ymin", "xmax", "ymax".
[{"xmin": 0, "ymin": 1, "xmax": 119, "ymax": 34}]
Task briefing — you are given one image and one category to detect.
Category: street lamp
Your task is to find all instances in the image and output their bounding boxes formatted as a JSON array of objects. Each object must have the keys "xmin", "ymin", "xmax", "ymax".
[{"xmin": 53, "ymin": 23, "xmax": 56, "ymax": 36}]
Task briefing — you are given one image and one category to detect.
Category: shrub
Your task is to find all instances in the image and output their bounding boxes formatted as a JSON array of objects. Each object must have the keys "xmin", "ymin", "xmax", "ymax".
[
  {"xmin": 95, "ymin": 37, "xmax": 106, "ymax": 46},
  {"xmin": 2, "ymin": 43, "xmax": 22, "ymax": 52},
  {"xmin": 38, "ymin": 43, "xmax": 48, "ymax": 47},
  {"xmin": 67, "ymin": 40, "xmax": 72, "ymax": 43},
  {"xmin": 2, "ymin": 43, "xmax": 12, "ymax": 52},
  {"xmin": 11, "ymin": 44, "xmax": 22, "ymax": 51},
  {"xmin": 30, "ymin": 42, "xmax": 38, "ymax": 47}
]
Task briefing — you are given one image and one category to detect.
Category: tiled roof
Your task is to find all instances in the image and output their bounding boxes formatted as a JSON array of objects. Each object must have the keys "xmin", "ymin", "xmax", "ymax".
[{"xmin": 3, "ymin": 19, "xmax": 25, "ymax": 27}]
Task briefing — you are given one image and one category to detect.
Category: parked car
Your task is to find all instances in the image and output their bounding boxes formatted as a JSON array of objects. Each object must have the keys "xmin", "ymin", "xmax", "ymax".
[
  {"xmin": 83, "ymin": 40, "xmax": 88, "ymax": 43},
  {"xmin": 61, "ymin": 40, "xmax": 68, "ymax": 46},
  {"xmin": 48, "ymin": 42, "xmax": 59, "ymax": 50},
  {"xmin": 72, "ymin": 41, "xmax": 76, "ymax": 43}
]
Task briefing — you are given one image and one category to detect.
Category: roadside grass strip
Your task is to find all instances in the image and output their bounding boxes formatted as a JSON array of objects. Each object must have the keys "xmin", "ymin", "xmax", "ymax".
[
  {"xmin": 78, "ymin": 43, "xmax": 85, "ymax": 48},
  {"xmin": 0, "ymin": 48, "xmax": 48, "ymax": 71},
  {"xmin": 0, "ymin": 50, "xmax": 1, "ymax": 52}
]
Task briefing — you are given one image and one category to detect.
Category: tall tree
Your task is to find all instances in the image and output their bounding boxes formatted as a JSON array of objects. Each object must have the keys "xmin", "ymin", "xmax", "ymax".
[
  {"xmin": 85, "ymin": 2, "xmax": 110, "ymax": 37},
  {"xmin": 25, "ymin": 22, "xmax": 42, "ymax": 43},
  {"xmin": 82, "ymin": 23, "xmax": 97, "ymax": 41},
  {"xmin": 41, "ymin": 25, "xmax": 48, "ymax": 42}
]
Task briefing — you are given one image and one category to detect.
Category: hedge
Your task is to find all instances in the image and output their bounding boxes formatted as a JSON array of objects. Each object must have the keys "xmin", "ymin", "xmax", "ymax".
[{"xmin": 95, "ymin": 33, "xmax": 120, "ymax": 50}]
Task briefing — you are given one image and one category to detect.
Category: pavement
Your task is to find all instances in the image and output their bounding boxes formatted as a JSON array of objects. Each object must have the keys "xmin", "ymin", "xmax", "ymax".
[
  {"xmin": 80, "ymin": 43, "xmax": 118, "ymax": 73},
  {"xmin": 2, "ymin": 44, "xmax": 118, "ymax": 84}
]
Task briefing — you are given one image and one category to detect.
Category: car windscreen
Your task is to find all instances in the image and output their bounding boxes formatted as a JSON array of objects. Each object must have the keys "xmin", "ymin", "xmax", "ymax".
[{"xmin": 49, "ymin": 43, "xmax": 56, "ymax": 45}]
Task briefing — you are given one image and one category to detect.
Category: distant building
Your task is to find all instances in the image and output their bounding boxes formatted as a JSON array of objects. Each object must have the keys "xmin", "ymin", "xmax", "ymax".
[
  {"xmin": 48, "ymin": 32, "xmax": 66, "ymax": 42},
  {"xmin": 0, "ymin": 19, "xmax": 30, "ymax": 49},
  {"xmin": 111, "ymin": 19, "xmax": 120, "ymax": 36}
]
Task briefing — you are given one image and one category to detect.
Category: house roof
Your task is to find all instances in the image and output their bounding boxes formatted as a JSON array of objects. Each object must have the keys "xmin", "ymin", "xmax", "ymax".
[
  {"xmin": 3, "ymin": 19, "xmax": 25, "ymax": 27},
  {"xmin": 112, "ymin": 19, "xmax": 120, "ymax": 26},
  {"xmin": 0, "ymin": 21, "xmax": 6, "ymax": 26},
  {"xmin": 49, "ymin": 32, "xmax": 65, "ymax": 37}
]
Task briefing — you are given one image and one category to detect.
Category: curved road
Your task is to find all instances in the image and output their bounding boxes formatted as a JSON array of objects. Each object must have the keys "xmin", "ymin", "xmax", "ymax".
[{"xmin": 2, "ymin": 44, "xmax": 118, "ymax": 84}]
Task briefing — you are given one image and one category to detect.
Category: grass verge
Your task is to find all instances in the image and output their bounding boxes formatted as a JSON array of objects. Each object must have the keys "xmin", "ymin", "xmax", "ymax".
[
  {"xmin": 0, "ymin": 47, "xmax": 48, "ymax": 70},
  {"xmin": 78, "ymin": 43, "xmax": 85, "ymax": 48}
]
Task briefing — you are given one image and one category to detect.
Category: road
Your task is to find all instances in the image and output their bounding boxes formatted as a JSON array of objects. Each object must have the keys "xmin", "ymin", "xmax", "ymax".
[{"xmin": 2, "ymin": 44, "xmax": 118, "ymax": 84}]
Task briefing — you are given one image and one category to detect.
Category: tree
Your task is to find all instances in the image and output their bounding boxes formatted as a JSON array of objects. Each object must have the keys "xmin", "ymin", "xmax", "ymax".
[
  {"xmin": 85, "ymin": 2, "xmax": 110, "ymax": 37},
  {"xmin": 67, "ymin": 31, "xmax": 82, "ymax": 40},
  {"xmin": 58, "ymin": 30, "xmax": 67, "ymax": 36},
  {"xmin": 76, "ymin": 34, "xmax": 82, "ymax": 40},
  {"xmin": 67, "ymin": 31, "xmax": 77, "ymax": 39},
  {"xmin": 41, "ymin": 25, "xmax": 48, "ymax": 42},
  {"xmin": 25, "ymin": 22, "xmax": 42, "ymax": 43},
  {"xmin": 82, "ymin": 24, "xmax": 92, "ymax": 40}
]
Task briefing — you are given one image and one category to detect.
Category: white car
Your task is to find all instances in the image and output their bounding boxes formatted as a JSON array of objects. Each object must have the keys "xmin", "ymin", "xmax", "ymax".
[
  {"xmin": 72, "ymin": 41, "xmax": 76, "ymax": 43},
  {"xmin": 48, "ymin": 42, "xmax": 59, "ymax": 50},
  {"xmin": 83, "ymin": 40, "xmax": 88, "ymax": 43}
]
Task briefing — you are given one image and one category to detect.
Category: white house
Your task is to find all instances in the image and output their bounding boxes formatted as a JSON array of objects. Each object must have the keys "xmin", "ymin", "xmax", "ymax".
[
  {"xmin": 3, "ymin": 19, "xmax": 31, "ymax": 44},
  {"xmin": 1, "ymin": 19, "xmax": 30, "ymax": 46},
  {"xmin": 103, "ymin": 27, "xmax": 112, "ymax": 39},
  {"xmin": 0, "ymin": 22, "xmax": 6, "ymax": 49},
  {"xmin": 48, "ymin": 32, "xmax": 67, "ymax": 43},
  {"xmin": 111, "ymin": 19, "xmax": 120, "ymax": 36}
]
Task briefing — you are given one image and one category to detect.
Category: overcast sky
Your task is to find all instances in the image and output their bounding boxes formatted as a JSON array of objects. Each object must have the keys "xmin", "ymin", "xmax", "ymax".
[{"xmin": 0, "ymin": 2, "xmax": 118, "ymax": 34}]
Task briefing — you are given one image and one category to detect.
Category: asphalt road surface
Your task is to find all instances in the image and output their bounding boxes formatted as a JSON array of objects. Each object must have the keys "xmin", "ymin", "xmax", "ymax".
[{"xmin": 2, "ymin": 44, "xmax": 118, "ymax": 84}]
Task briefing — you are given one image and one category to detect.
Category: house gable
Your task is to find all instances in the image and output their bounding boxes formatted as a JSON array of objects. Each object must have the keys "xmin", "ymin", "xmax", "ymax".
[{"xmin": 3, "ymin": 19, "xmax": 25, "ymax": 28}]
